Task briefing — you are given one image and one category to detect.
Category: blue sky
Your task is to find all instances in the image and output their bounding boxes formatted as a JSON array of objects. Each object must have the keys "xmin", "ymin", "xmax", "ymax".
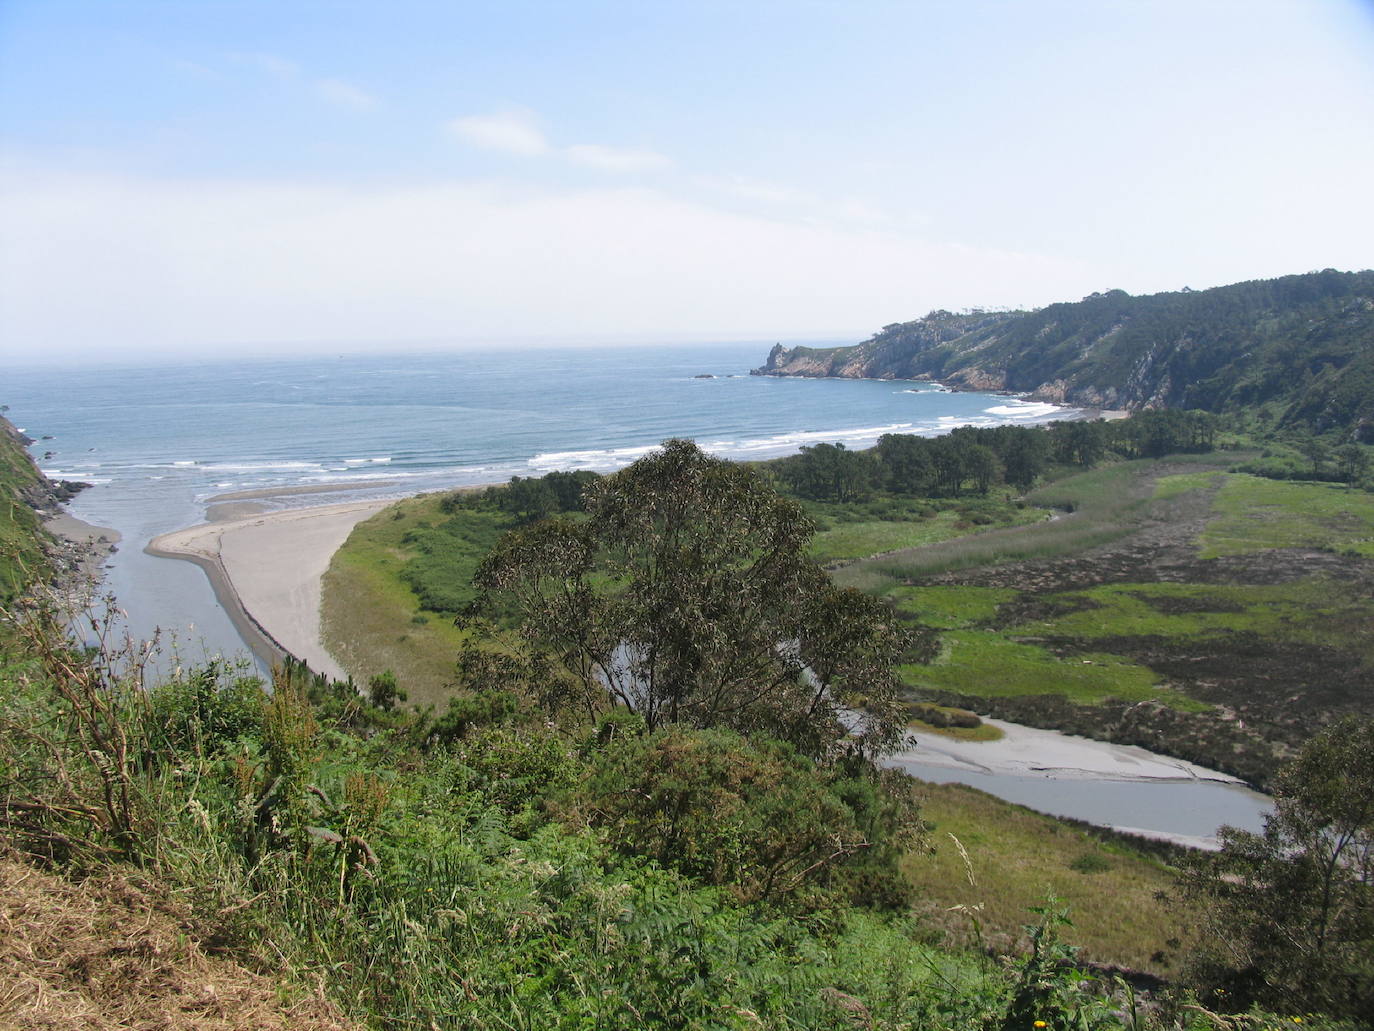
[{"xmin": 3, "ymin": 0, "xmax": 1373, "ymax": 359}]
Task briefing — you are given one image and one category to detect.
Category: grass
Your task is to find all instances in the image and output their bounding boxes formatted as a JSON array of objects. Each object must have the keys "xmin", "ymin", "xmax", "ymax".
[
  {"xmin": 1013, "ymin": 579, "xmax": 1374, "ymax": 665},
  {"xmin": 1152, "ymin": 470, "xmax": 1223, "ymax": 500},
  {"xmin": 886, "ymin": 585, "xmax": 1015, "ymax": 629},
  {"xmin": 907, "ymin": 718, "xmax": 1005, "ymax": 742},
  {"xmin": 0, "ymin": 423, "xmax": 52, "ymax": 604},
  {"xmin": 1198, "ymin": 474, "xmax": 1374, "ymax": 558},
  {"xmin": 903, "ymin": 781, "xmax": 1193, "ymax": 974},
  {"xmin": 322, "ymin": 494, "xmax": 505, "ymax": 709},
  {"xmin": 804, "ymin": 496, "xmax": 1043, "ymax": 565},
  {"xmin": 899, "ymin": 631, "xmax": 1207, "ymax": 709},
  {"xmin": 833, "ymin": 460, "xmax": 1177, "ymax": 592}
]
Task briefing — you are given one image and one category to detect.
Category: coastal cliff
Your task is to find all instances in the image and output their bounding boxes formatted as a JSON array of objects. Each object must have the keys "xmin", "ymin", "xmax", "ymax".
[
  {"xmin": 755, "ymin": 269, "xmax": 1374, "ymax": 437},
  {"xmin": 1, "ymin": 413, "xmax": 108, "ymax": 603}
]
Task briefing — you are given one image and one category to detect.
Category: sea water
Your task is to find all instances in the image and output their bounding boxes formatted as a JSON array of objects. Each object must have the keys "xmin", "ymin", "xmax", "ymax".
[{"xmin": 6, "ymin": 341, "xmax": 1070, "ymax": 656}]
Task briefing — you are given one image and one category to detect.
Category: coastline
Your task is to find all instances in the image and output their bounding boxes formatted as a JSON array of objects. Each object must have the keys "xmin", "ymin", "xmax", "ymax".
[
  {"xmin": 147, "ymin": 495, "xmax": 392, "ymax": 681},
  {"xmin": 42, "ymin": 511, "xmax": 122, "ymax": 604}
]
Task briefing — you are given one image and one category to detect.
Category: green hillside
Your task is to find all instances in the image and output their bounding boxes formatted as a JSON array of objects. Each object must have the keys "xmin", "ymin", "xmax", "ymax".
[
  {"xmin": 0, "ymin": 414, "xmax": 53, "ymax": 604},
  {"xmin": 756, "ymin": 269, "xmax": 1374, "ymax": 439}
]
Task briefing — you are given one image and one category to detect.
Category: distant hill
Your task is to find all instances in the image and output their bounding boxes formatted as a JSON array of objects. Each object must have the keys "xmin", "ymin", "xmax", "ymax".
[{"xmin": 754, "ymin": 269, "xmax": 1374, "ymax": 439}]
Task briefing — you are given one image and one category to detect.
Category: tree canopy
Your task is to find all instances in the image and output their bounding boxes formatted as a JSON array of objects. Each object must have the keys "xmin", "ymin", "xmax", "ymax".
[
  {"xmin": 471, "ymin": 439, "xmax": 919, "ymax": 758},
  {"xmin": 1185, "ymin": 715, "xmax": 1374, "ymax": 1020}
]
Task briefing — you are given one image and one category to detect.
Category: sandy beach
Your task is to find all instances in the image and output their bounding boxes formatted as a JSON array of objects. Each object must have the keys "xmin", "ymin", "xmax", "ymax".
[{"xmin": 147, "ymin": 494, "xmax": 390, "ymax": 681}]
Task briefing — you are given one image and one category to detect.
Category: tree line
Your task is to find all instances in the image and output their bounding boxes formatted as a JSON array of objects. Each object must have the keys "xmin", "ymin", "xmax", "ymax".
[{"xmin": 775, "ymin": 411, "xmax": 1219, "ymax": 503}]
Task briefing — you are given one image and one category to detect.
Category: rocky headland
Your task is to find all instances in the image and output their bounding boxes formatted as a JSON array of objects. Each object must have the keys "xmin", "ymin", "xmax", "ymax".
[{"xmin": 753, "ymin": 269, "xmax": 1374, "ymax": 438}]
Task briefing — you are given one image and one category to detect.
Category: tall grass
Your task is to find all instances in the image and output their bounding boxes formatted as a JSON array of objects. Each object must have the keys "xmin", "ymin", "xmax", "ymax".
[{"xmin": 835, "ymin": 460, "xmax": 1211, "ymax": 591}]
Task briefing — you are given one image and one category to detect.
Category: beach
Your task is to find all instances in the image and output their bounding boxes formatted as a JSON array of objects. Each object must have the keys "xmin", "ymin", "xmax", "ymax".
[{"xmin": 147, "ymin": 489, "xmax": 391, "ymax": 681}]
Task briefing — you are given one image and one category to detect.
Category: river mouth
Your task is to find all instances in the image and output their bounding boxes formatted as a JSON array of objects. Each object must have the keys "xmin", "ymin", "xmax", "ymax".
[{"xmin": 882, "ymin": 718, "xmax": 1271, "ymax": 847}]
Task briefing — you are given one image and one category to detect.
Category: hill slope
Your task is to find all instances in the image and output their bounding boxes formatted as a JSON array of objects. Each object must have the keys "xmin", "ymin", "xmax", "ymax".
[
  {"xmin": 755, "ymin": 269, "xmax": 1374, "ymax": 438},
  {"xmin": 0, "ymin": 415, "xmax": 56, "ymax": 603}
]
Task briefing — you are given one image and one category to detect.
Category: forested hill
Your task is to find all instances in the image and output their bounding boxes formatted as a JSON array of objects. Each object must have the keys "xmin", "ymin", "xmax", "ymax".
[{"xmin": 754, "ymin": 269, "xmax": 1374, "ymax": 439}]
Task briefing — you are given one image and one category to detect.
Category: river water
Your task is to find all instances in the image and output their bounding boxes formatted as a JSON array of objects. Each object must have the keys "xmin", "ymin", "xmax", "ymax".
[{"xmin": 887, "ymin": 754, "xmax": 1270, "ymax": 844}]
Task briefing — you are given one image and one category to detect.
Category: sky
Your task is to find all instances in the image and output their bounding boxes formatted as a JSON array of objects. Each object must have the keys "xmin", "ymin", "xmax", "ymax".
[{"xmin": 2, "ymin": 0, "xmax": 1373, "ymax": 361}]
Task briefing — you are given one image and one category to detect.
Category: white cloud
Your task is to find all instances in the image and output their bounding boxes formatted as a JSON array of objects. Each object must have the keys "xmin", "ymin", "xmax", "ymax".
[
  {"xmin": 232, "ymin": 51, "xmax": 300, "ymax": 80},
  {"xmin": 171, "ymin": 58, "xmax": 220, "ymax": 81},
  {"xmin": 0, "ymin": 167, "xmax": 1101, "ymax": 359},
  {"xmin": 447, "ymin": 110, "xmax": 669, "ymax": 173},
  {"xmin": 447, "ymin": 111, "xmax": 550, "ymax": 156},
  {"xmin": 832, "ymin": 197, "xmax": 886, "ymax": 224},
  {"xmin": 701, "ymin": 175, "xmax": 818, "ymax": 207},
  {"xmin": 313, "ymin": 78, "xmax": 380, "ymax": 112},
  {"xmin": 564, "ymin": 143, "xmax": 672, "ymax": 173},
  {"xmin": 229, "ymin": 53, "xmax": 379, "ymax": 113}
]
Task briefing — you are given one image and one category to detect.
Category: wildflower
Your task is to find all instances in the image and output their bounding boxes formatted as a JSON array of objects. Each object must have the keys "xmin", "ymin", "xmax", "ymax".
[{"xmin": 1034, "ymin": 1022, "xmax": 1047, "ymax": 1029}]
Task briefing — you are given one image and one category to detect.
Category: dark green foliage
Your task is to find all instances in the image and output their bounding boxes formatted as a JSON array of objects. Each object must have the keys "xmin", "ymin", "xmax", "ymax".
[
  {"xmin": 498, "ymin": 474, "xmax": 558, "ymax": 523},
  {"xmin": 998, "ymin": 903, "xmax": 1115, "ymax": 1031},
  {"xmin": 1002, "ymin": 430, "xmax": 1051, "ymax": 491},
  {"xmin": 402, "ymin": 472, "xmax": 604, "ymax": 613},
  {"xmin": 762, "ymin": 270, "xmax": 1374, "ymax": 438},
  {"xmin": 1113, "ymin": 410, "xmax": 1218, "ymax": 459},
  {"xmin": 562, "ymin": 726, "xmax": 923, "ymax": 907},
  {"xmin": 473, "ymin": 440, "xmax": 915, "ymax": 758},
  {"xmin": 146, "ymin": 659, "xmax": 265, "ymax": 755},
  {"xmin": 367, "ymin": 669, "xmax": 406, "ymax": 711},
  {"xmin": 538, "ymin": 468, "xmax": 602, "ymax": 511},
  {"xmin": 1048, "ymin": 419, "xmax": 1110, "ymax": 468},
  {"xmin": 1184, "ymin": 716, "xmax": 1374, "ymax": 1023},
  {"xmin": 1069, "ymin": 853, "xmax": 1112, "ymax": 875},
  {"xmin": 429, "ymin": 687, "xmax": 520, "ymax": 743},
  {"xmin": 398, "ymin": 508, "xmax": 510, "ymax": 613},
  {"xmin": 841, "ymin": 420, "xmax": 1165, "ymax": 504},
  {"xmin": 780, "ymin": 442, "xmax": 878, "ymax": 501},
  {"xmin": 2, "ymin": 600, "xmax": 1332, "ymax": 1029},
  {"xmin": 876, "ymin": 432, "xmax": 937, "ymax": 494},
  {"xmin": 0, "ymin": 415, "xmax": 54, "ymax": 604}
]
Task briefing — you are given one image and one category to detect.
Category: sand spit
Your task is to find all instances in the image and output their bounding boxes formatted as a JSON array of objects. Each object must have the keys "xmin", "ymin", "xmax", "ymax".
[{"xmin": 147, "ymin": 498, "xmax": 389, "ymax": 681}]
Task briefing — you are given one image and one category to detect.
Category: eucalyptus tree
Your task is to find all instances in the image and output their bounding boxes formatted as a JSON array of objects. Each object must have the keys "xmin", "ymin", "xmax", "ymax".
[
  {"xmin": 1186, "ymin": 715, "xmax": 1374, "ymax": 1020},
  {"xmin": 471, "ymin": 439, "xmax": 919, "ymax": 758}
]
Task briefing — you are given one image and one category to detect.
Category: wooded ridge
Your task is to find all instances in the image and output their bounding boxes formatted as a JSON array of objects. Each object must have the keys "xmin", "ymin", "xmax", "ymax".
[{"xmin": 754, "ymin": 269, "xmax": 1374, "ymax": 439}]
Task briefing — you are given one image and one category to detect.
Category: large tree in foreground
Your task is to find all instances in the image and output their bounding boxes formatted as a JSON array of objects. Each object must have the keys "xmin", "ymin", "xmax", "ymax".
[
  {"xmin": 471, "ymin": 439, "xmax": 918, "ymax": 758},
  {"xmin": 1185, "ymin": 715, "xmax": 1374, "ymax": 1022}
]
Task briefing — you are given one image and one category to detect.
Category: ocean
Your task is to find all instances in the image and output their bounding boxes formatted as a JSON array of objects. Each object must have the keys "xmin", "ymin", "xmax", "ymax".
[{"xmin": 6, "ymin": 341, "xmax": 1073, "ymax": 662}]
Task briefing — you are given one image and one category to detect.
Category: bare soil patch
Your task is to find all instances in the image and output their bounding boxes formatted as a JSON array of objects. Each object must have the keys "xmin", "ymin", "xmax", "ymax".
[{"xmin": 0, "ymin": 856, "xmax": 355, "ymax": 1031}]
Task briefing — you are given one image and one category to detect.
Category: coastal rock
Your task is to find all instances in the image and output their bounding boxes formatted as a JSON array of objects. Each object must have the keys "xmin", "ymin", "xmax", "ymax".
[{"xmin": 944, "ymin": 365, "xmax": 1007, "ymax": 392}]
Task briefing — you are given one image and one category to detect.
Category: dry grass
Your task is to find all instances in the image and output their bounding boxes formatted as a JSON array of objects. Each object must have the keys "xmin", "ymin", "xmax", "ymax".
[
  {"xmin": 903, "ymin": 783, "xmax": 1194, "ymax": 976},
  {"xmin": 0, "ymin": 855, "xmax": 356, "ymax": 1031}
]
